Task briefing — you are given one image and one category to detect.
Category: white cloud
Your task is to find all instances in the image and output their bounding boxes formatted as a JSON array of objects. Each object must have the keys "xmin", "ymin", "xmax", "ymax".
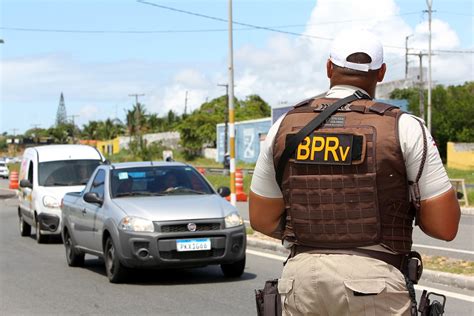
[
  {"xmin": 78, "ymin": 104, "xmax": 99, "ymax": 124},
  {"xmin": 1, "ymin": 0, "xmax": 471, "ymax": 134}
]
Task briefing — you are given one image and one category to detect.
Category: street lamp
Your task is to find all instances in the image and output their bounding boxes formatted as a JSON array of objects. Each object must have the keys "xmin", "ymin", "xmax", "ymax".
[
  {"xmin": 227, "ymin": 0, "xmax": 236, "ymax": 206},
  {"xmin": 405, "ymin": 34, "xmax": 413, "ymax": 79},
  {"xmin": 426, "ymin": 0, "xmax": 433, "ymax": 132}
]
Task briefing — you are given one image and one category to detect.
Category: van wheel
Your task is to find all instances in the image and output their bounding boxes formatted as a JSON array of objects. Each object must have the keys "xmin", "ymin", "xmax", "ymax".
[
  {"xmin": 35, "ymin": 220, "xmax": 48, "ymax": 244},
  {"xmin": 19, "ymin": 214, "xmax": 31, "ymax": 237},
  {"xmin": 64, "ymin": 230, "xmax": 84, "ymax": 267},
  {"xmin": 221, "ymin": 256, "xmax": 246, "ymax": 278},
  {"xmin": 104, "ymin": 237, "xmax": 127, "ymax": 283}
]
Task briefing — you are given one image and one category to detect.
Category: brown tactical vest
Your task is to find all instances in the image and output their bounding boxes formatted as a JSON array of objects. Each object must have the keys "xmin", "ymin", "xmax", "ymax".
[{"xmin": 273, "ymin": 97, "xmax": 416, "ymax": 254}]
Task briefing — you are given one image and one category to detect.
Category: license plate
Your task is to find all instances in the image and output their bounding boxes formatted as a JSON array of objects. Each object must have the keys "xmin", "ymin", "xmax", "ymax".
[{"xmin": 176, "ymin": 238, "xmax": 211, "ymax": 252}]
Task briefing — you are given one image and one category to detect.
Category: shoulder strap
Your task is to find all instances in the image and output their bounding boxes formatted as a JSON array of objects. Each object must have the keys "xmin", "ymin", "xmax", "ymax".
[
  {"xmin": 275, "ymin": 90, "xmax": 371, "ymax": 187},
  {"xmin": 409, "ymin": 117, "xmax": 428, "ymax": 223}
]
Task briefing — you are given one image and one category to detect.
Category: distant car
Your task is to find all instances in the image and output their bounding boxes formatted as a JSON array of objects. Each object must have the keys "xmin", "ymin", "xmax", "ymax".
[
  {"xmin": 61, "ymin": 161, "xmax": 246, "ymax": 283},
  {"xmin": 0, "ymin": 161, "xmax": 9, "ymax": 179},
  {"xmin": 18, "ymin": 145, "xmax": 105, "ymax": 243}
]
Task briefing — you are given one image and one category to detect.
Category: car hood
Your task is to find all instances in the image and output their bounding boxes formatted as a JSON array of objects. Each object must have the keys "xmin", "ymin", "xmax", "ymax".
[
  {"xmin": 37, "ymin": 185, "xmax": 85, "ymax": 201},
  {"xmin": 111, "ymin": 194, "xmax": 237, "ymax": 221}
]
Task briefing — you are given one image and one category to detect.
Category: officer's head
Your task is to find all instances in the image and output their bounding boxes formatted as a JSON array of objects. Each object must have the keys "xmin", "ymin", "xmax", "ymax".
[{"xmin": 326, "ymin": 29, "xmax": 386, "ymax": 97}]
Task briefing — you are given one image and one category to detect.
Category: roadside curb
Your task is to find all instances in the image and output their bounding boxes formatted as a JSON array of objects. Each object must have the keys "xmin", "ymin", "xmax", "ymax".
[
  {"xmin": 461, "ymin": 206, "xmax": 474, "ymax": 215},
  {"xmin": 247, "ymin": 236, "xmax": 474, "ymax": 291},
  {"xmin": 0, "ymin": 188, "xmax": 17, "ymax": 199}
]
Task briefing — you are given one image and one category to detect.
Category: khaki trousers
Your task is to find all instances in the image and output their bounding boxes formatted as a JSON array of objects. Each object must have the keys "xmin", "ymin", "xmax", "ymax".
[{"xmin": 278, "ymin": 253, "xmax": 411, "ymax": 316}]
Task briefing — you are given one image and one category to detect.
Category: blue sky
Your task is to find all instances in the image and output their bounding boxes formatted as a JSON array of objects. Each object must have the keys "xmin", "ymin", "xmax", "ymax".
[{"xmin": 1, "ymin": 0, "xmax": 473, "ymax": 134}]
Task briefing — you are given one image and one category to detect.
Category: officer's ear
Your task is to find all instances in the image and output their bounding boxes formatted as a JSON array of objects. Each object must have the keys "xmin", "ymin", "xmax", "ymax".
[
  {"xmin": 326, "ymin": 59, "xmax": 334, "ymax": 78},
  {"xmin": 377, "ymin": 63, "xmax": 387, "ymax": 82}
]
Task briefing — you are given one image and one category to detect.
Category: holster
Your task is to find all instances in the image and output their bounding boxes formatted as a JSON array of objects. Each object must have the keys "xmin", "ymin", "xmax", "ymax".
[{"xmin": 255, "ymin": 279, "xmax": 282, "ymax": 316}]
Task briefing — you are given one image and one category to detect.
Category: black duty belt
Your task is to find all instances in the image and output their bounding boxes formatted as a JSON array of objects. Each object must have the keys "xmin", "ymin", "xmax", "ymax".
[{"xmin": 290, "ymin": 245, "xmax": 407, "ymax": 274}]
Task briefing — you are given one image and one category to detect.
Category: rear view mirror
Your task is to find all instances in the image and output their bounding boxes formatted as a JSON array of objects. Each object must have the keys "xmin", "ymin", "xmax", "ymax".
[
  {"xmin": 84, "ymin": 192, "xmax": 103, "ymax": 205},
  {"xmin": 19, "ymin": 179, "xmax": 32, "ymax": 189},
  {"xmin": 217, "ymin": 186, "xmax": 231, "ymax": 198}
]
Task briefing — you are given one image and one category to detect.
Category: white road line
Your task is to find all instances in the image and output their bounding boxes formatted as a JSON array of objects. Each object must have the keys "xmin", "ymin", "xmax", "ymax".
[
  {"xmin": 245, "ymin": 228, "xmax": 473, "ymax": 256},
  {"xmin": 247, "ymin": 249, "xmax": 474, "ymax": 303},
  {"xmin": 414, "ymin": 285, "xmax": 474, "ymax": 302},
  {"xmin": 413, "ymin": 244, "xmax": 474, "ymax": 255},
  {"xmin": 247, "ymin": 249, "xmax": 285, "ymax": 262}
]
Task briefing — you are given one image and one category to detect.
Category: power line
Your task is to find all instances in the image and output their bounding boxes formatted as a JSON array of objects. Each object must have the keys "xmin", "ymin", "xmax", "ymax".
[
  {"xmin": 136, "ymin": 1, "xmax": 474, "ymax": 54},
  {"xmin": 2, "ymin": 3, "xmax": 472, "ymax": 55},
  {"xmin": 137, "ymin": 0, "xmax": 332, "ymax": 40}
]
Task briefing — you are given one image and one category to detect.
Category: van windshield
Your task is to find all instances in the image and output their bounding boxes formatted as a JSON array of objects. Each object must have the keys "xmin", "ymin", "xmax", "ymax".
[{"xmin": 38, "ymin": 160, "xmax": 101, "ymax": 186}]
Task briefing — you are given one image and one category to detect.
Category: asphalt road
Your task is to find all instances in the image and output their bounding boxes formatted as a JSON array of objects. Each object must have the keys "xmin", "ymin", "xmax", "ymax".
[
  {"xmin": 0, "ymin": 180, "xmax": 473, "ymax": 315},
  {"xmin": 236, "ymin": 201, "xmax": 474, "ymax": 261}
]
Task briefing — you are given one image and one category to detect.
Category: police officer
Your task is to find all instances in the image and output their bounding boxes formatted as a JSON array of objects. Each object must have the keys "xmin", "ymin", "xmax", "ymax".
[{"xmin": 249, "ymin": 30, "xmax": 460, "ymax": 315}]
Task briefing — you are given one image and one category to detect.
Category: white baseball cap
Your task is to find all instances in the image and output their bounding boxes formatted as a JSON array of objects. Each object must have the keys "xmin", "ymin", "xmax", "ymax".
[{"xmin": 329, "ymin": 30, "xmax": 384, "ymax": 72}]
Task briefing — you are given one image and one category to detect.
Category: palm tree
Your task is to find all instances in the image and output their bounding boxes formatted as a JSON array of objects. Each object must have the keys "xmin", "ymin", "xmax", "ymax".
[{"xmin": 82, "ymin": 121, "xmax": 100, "ymax": 140}]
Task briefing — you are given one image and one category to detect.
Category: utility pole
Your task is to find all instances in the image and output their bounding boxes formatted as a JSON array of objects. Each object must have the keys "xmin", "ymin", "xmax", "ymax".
[
  {"xmin": 218, "ymin": 84, "xmax": 229, "ymax": 170},
  {"xmin": 405, "ymin": 35, "xmax": 413, "ymax": 79},
  {"xmin": 408, "ymin": 51, "xmax": 428, "ymax": 120},
  {"xmin": 426, "ymin": 0, "xmax": 433, "ymax": 132},
  {"xmin": 184, "ymin": 90, "xmax": 188, "ymax": 115},
  {"xmin": 68, "ymin": 114, "xmax": 80, "ymax": 143},
  {"xmin": 227, "ymin": 0, "xmax": 236, "ymax": 206},
  {"xmin": 31, "ymin": 124, "xmax": 41, "ymax": 144},
  {"xmin": 129, "ymin": 93, "xmax": 145, "ymax": 149},
  {"xmin": 10, "ymin": 128, "xmax": 18, "ymax": 155}
]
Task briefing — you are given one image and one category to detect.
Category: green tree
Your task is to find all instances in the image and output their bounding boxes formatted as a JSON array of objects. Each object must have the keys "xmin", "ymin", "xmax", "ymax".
[
  {"xmin": 177, "ymin": 94, "xmax": 271, "ymax": 159},
  {"xmin": 390, "ymin": 82, "xmax": 474, "ymax": 160}
]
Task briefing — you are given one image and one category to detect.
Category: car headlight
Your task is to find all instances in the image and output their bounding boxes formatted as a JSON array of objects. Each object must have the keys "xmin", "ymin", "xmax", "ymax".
[
  {"xmin": 225, "ymin": 212, "xmax": 243, "ymax": 228},
  {"xmin": 43, "ymin": 195, "xmax": 60, "ymax": 208},
  {"xmin": 119, "ymin": 216, "xmax": 154, "ymax": 232}
]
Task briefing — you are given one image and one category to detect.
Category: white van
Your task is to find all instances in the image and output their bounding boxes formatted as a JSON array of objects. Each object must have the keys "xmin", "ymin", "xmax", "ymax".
[{"xmin": 18, "ymin": 144, "xmax": 105, "ymax": 243}]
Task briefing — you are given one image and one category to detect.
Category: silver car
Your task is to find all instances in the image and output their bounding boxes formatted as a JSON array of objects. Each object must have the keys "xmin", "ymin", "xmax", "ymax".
[{"xmin": 61, "ymin": 161, "xmax": 246, "ymax": 283}]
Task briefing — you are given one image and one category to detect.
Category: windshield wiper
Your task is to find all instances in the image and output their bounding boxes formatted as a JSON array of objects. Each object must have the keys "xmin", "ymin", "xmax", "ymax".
[
  {"xmin": 115, "ymin": 191, "xmax": 164, "ymax": 198},
  {"xmin": 159, "ymin": 187, "xmax": 207, "ymax": 195}
]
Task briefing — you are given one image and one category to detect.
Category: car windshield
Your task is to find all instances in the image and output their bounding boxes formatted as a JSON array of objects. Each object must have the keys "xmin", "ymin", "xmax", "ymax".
[
  {"xmin": 38, "ymin": 160, "xmax": 102, "ymax": 186},
  {"xmin": 111, "ymin": 166, "xmax": 214, "ymax": 198},
  {"xmin": 0, "ymin": 163, "xmax": 6, "ymax": 168}
]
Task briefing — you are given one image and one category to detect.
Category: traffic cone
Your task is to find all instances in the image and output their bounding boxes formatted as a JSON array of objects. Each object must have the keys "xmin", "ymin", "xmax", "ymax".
[
  {"xmin": 9, "ymin": 171, "xmax": 19, "ymax": 189},
  {"xmin": 235, "ymin": 168, "xmax": 248, "ymax": 202}
]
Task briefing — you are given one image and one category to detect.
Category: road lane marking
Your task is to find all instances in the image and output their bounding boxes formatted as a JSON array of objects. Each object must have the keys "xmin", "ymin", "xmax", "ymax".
[
  {"xmin": 247, "ymin": 249, "xmax": 474, "ymax": 302},
  {"xmin": 245, "ymin": 228, "xmax": 474, "ymax": 256},
  {"xmin": 413, "ymin": 244, "xmax": 474, "ymax": 255},
  {"xmin": 247, "ymin": 249, "xmax": 285, "ymax": 262},
  {"xmin": 413, "ymin": 285, "xmax": 474, "ymax": 302}
]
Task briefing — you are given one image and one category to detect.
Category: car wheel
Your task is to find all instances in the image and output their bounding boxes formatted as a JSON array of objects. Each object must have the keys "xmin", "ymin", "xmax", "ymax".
[
  {"xmin": 221, "ymin": 256, "xmax": 246, "ymax": 278},
  {"xmin": 104, "ymin": 237, "xmax": 127, "ymax": 283},
  {"xmin": 64, "ymin": 230, "xmax": 84, "ymax": 267},
  {"xmin": 35, "ymin": 220, "xmax": 48, "ymax": 244},
  {"xmin": 19, "ymin": 214, "xmax": 31, "ymax": 237}
]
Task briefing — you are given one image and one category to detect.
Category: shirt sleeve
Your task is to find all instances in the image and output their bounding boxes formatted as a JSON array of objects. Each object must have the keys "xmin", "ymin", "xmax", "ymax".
[
  {"xmin": 250, "ymin": 116, "xmax": 284, "ymax": 198},
  {"xmin": 398, "ymin": 114, "xmax": 452, "ymax": 200}
]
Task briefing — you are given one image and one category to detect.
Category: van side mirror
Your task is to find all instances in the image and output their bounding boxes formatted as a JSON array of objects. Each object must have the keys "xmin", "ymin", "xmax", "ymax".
[
  {"xmin": 19, "ymin": 179, "xmax": 32, "ymax": 189},
  {"xmin": 217, "ymin": 186, "xmax": 231, "ymax": 198},
  {"xmin": 84, "ymin": 192, "xmax": 103, "ymax": 205}
]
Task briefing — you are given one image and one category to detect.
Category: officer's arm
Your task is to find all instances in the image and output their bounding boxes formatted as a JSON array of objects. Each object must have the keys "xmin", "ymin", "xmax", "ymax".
[
  {"xmin": 249, "ymin": 190, "xmax": 285, "ymax": 237},
  {"xmin": 418, "ymin": 187, "xmax": 460, "ymax": 241}
]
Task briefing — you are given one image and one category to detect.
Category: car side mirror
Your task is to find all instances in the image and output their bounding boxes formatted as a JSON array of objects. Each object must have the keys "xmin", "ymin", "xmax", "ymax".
[
  {"xmin": 217, "ymin": 186, "xmax": 231, "ymax": 198},
  {"xmin": 19, "ymin": 179, "xmax": 32, "ymax": 189},
  {"xmin": 84, "ymin": 192, "xmax": 103, "ymax": 205}
]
